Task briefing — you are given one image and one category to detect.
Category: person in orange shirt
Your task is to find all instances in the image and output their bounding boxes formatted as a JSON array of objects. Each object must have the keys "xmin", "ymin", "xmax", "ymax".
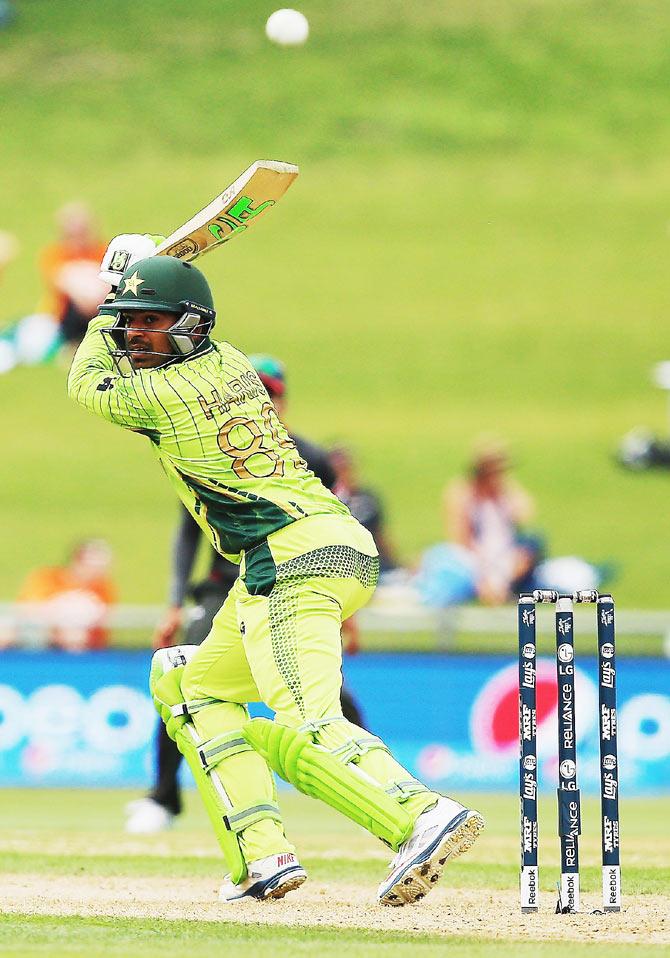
[
  {"xmin": 40, "ymin": 203, "xmax": 109, "ymax": 347},
  {"xmin": 16, "ymin": 539, "xmax": 116, "ymax": 650}
]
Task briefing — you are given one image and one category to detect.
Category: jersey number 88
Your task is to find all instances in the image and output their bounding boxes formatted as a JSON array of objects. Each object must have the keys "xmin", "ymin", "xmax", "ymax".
[{"xmin": 217, "ymin": 403, "xmax": 293, "ymax": 479}]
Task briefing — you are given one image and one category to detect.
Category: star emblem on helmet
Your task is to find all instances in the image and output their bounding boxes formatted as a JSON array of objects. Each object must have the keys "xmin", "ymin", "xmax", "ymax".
[{"xmin": 122, "ymin": 271, "xmax": 145, "ymax": 296}]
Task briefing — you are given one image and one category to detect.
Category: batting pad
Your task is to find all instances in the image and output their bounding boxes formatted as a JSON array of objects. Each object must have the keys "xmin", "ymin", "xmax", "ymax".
[
  {"xmin": 150, "ymin": 650, "xmax": 282, "ymax": 884},
  {"xmin": 243, "ymin": 717, "xmax": 414, "ymax": 849}
]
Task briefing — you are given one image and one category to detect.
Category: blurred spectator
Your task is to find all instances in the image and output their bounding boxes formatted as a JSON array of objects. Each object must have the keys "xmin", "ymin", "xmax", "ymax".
[
  {"xmin": 443, "ymin": 439, "xmax": 541, "ymax": 604},
  {"xmin": 618, "ymin": 429, "xmax": 670, "ymax": 470},
  {"xmin": 0, "ymin": 1, "xmax": 16, "ymax": 28},
  {"xmin": 617, "ymin": 362, "xmax": 670, "ymax": 470},
  {"xmin": 9, "ymin": 540, "xmax": 116, "ymax": 651},
  {"xmin": 40, "ymin": 202, "xmax": 109, "ymax": 348},
  {"xmin": 0, "ymin": 205, "xmax": 109, "ymax": 375},
  {"xmin": 330, "ymin": 444, "xmax": 397, "ymax": 574}
]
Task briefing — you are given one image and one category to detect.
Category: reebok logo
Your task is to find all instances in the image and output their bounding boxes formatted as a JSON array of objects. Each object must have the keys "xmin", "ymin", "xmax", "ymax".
[
  {"xmin": 564, "ymin": 873, "xmax": 577, "ymax": 908},
  {"xmin": 607, "ymin": 868, "xmax": 619, "ymax": 904}
]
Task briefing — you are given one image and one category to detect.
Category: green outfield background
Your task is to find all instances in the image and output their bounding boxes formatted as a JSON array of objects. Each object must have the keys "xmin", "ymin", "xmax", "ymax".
[{"xmin": 3, "ymin": 0, "xmax": 670, "ymax": 605}]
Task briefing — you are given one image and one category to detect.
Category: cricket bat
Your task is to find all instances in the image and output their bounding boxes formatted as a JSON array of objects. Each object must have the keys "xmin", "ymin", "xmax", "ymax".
[{"xmin": 153, "ymin": 159, "xmax": 299, "ymax": 262}]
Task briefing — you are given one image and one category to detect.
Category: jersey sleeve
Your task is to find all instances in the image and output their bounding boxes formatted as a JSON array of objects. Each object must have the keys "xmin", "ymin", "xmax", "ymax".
[{"xmin": 67, "ymin": 316, "xmax": 157, "ymax": 431}]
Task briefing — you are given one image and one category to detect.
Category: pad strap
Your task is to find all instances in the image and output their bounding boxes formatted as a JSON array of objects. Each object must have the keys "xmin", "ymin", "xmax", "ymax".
[
  {"xmin": 170, "ymin": 697, "xmax": 218, "ymax": 718},
  {"xmin": 224, "ymin": 802, "xmax": 283, "ymax": 834},
  {"xmin": 298, "ymin": 716, "xmax": 348, "ymax": 734},
  {"xmin": 331, "ymin": 735, "xmax": 390, "ymax": 763},
  {"xmin": 385, "ymin": 779, "xmax": 430, "ymax": 801},
  {"xmin": 298, "ymin": 717, "xmax": 389, "ymax": 763},
  {"xmin": 198, "ymin": 730, "xmax": 253, "ymax": 772}
]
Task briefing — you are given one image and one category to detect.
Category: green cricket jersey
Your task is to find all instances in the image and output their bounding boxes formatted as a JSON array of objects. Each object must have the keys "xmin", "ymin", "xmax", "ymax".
[{"xmin": 67, "ymin": 317, "xmax": 349, "ymax": 563}]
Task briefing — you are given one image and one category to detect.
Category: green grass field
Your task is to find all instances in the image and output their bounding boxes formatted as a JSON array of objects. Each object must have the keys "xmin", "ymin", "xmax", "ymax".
[
  {"xmin": 3, "ymin": 1, "xmax": 670, "ymax": 607},
  {"xmin": 2, "ymin": 788, "xmax": 668, "ymax": 956},
  {"xmin": 3, "ymin": 7, "xmax": 669, "ymax": 953}
]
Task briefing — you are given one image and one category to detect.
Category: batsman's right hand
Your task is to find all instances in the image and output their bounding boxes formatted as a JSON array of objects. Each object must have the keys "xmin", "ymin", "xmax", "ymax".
[{"xmin": 99, "ymin": 233, "xmax": 165, "ymax": 287}]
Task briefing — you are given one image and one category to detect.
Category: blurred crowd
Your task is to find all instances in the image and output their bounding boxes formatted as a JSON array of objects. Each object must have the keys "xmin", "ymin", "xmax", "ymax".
[{"xmin": 0, "ymin": 202, "xmax": 109, "ymax": 374}]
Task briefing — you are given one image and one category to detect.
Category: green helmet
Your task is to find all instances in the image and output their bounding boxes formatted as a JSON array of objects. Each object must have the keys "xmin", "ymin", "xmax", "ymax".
[{"xmin": 101, "ymin": 256, "xmax": 216, "ymax": 373}]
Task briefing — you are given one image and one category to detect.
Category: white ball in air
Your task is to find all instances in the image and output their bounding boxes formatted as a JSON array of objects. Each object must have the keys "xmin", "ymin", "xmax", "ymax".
[{"xmin": 266, "ymin": 9, "xmax": 309, "ymax": 46}]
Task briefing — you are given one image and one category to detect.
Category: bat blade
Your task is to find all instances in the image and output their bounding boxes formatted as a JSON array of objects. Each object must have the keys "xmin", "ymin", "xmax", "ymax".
[{"xmin": 153, "ymin": 160, "xmax": 299, "ymax": 262}]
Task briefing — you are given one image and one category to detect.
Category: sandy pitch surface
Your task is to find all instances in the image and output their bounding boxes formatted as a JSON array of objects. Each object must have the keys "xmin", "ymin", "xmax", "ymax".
[{"xmin": 3, "ymin": 874, "xmax": 668, "ymax": 943}]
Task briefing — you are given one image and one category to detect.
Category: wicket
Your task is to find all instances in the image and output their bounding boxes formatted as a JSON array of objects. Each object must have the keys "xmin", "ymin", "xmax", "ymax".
[{"xmin": 518, "ymin": 590, "xmax": 621, "ymax": 914}]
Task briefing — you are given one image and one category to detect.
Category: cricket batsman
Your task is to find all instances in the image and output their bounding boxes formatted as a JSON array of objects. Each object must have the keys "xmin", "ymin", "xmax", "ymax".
[{"xmin": 68, "ymin": 235, "xmax": 484, "ymax": 905}]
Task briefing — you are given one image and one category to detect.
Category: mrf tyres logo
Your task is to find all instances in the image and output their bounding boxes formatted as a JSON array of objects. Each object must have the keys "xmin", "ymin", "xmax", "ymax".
[
  {"xmin": 522, "ymin": 815, "xmax": 538, "ymax": 854},
  {"xmin": 520, "ymin": 703, "xmax": 536, "ymax": 741},
  {"xmin": 603, "ymin": 816, "xmax": 620, "ymax": 854},
  {"xmin": 600, "ymin": 704, "xmax": 617, "ymax": 741}
]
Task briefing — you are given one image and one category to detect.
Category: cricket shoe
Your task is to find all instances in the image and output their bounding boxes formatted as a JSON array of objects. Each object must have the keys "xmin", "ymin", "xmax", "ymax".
[
  {"xmin": 125, "ymin": 798, "xmax": 174, "ymax": 834},
  {"xmin": 378, "ymin": 798, "xmax": 485, "ymax": 906},
  {"xmin": 219, "ymin": 852, "xmax": 307, "ymax": 903}
]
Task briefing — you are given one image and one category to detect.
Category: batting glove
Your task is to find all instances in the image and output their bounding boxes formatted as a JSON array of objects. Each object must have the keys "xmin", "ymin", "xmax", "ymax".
[{"xmin": 99, "ymin": 233, "xmax": 166, "ymax": 287}]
